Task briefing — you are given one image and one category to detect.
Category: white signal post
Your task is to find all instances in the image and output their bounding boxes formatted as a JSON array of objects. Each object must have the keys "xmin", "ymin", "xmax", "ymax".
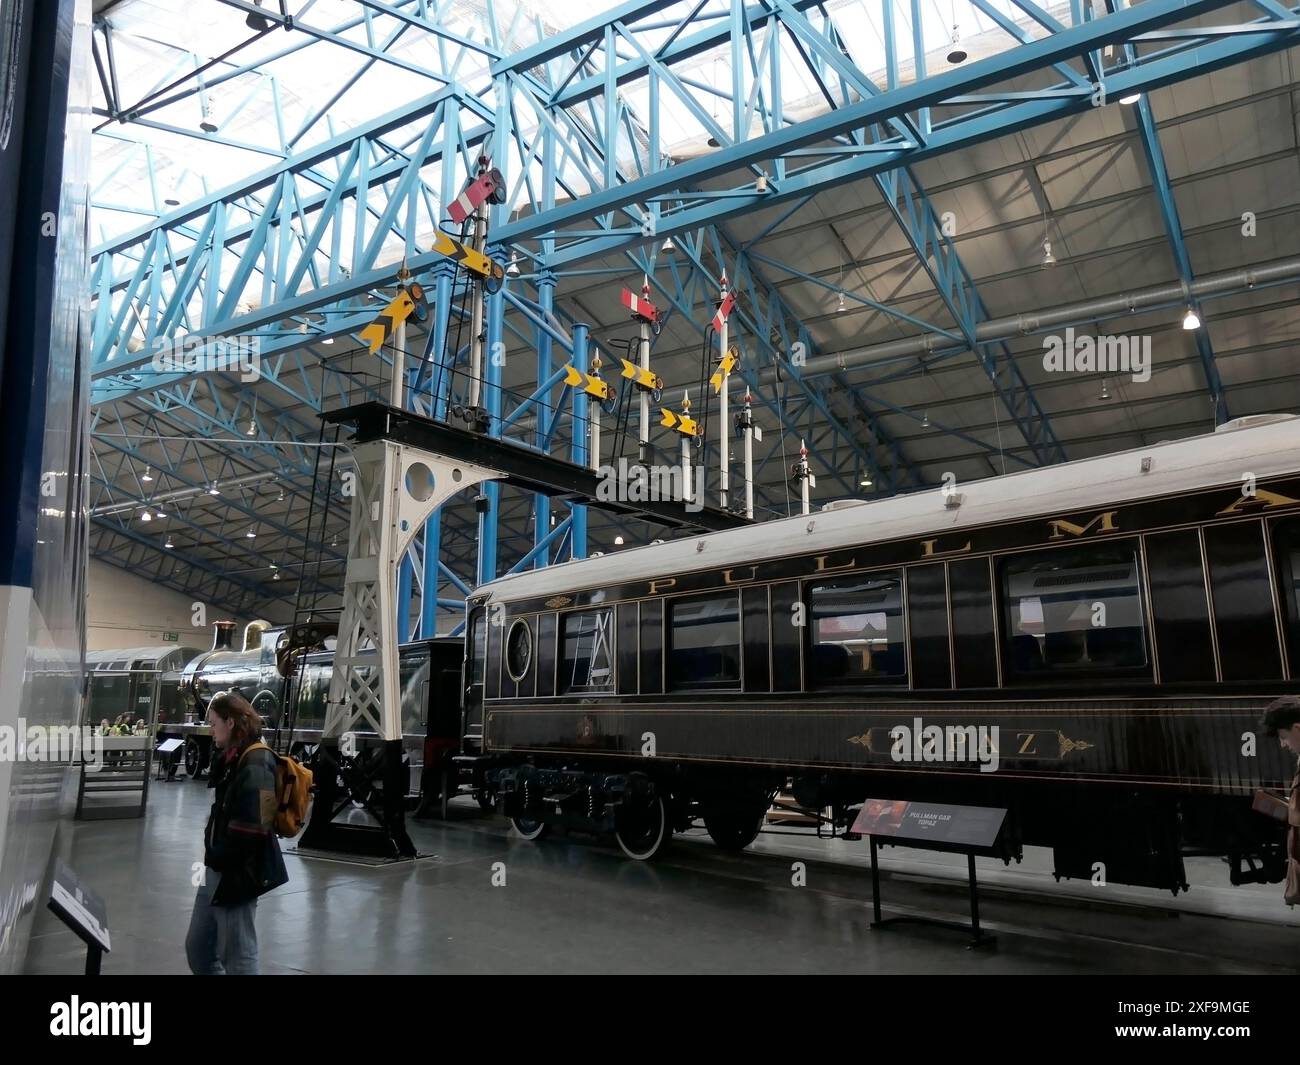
[
  {"xmin": 638, "ymin": 281, "xmax": 651, "ymax": 464},
  {"xmin": 739, "ymin": 391, "xmax": 762, "ymax": 519},
  {"xmin": 467, "ymin": 158, "xmax": 490, "ymax": 409},
  {"xmin": 681, "ymin": 391, "xmax": 693, "ymax": 505},
  {"xmin": 716, "ymin": 276, "xmax": 730, "ymax": 511},
  {"xmin": 391, "ymin": 266, "xmax": 410, "ymax": 409},
  {"xmin": 794, "ymin": 438, "xmax": 816, "ymax": 516},
  {"xmin": 590, "ymin": 355, "xmax": 603, "ymax": 471}
]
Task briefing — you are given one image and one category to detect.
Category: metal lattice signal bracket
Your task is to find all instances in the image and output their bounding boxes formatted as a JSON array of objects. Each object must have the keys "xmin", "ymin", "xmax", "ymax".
[{"xmin": 323, "ymin": 439, "xmax": 501, "ymax": 741}]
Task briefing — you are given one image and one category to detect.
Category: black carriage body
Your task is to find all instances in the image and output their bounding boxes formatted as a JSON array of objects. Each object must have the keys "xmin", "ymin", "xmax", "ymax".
[{"xmin": 467, "ymin": 423, "xmax": 1300, "ymax": 886}]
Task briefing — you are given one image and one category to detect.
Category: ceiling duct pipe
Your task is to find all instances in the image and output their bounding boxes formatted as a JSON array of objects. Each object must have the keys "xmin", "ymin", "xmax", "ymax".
[
  {"xmin": 89, "ymin": 470, "xmax": 276, "ymax": 518},
  {"xmin": 758, "ymin": 257, "xmax": 1300, "ymax": 384}
]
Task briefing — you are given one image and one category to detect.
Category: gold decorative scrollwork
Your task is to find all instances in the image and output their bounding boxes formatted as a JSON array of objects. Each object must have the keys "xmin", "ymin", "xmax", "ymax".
[{"xmin": 1057, "ymin": 731, "xmax": 1095, "ymax": 758}]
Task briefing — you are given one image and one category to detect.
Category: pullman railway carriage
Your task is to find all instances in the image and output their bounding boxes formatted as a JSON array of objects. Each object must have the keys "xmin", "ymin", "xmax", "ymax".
[{"xmin": 456, "ymin": 413, "xmax": 1300, "ymax": 893}]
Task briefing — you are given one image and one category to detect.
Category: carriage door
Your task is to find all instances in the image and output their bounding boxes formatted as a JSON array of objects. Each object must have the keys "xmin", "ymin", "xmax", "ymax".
[{"xmin": 462, "ymin": 609, "xmax": 488, "ymax": 749}]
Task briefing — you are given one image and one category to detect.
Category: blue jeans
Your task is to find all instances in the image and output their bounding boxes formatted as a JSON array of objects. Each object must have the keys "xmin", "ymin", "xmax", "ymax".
[{"xmin": 185, "ymin": 869, "xmax": 259, "ymax": 975}]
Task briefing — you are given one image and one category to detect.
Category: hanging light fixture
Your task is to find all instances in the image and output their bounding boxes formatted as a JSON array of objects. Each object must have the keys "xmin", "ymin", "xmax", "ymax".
[
  {"xmin": 706, "ymin": 57, "xmax": 724, "ymax": 147},
  {"xmin": 506, "ymin": 253, "xmax": 521, "ymax": 277},
  {"xmin": 199, "ymin": 93, "xmax": 218, "ymax": 134},
  {"xmin": 661, "ymin": 234, "xmax": 676, "ymax": 253},
  {"xmin": 946, "ymin": 2, "xmax": 967, "ymax": 64},
  {"xmin": 208, "ymin": 483, "xmax": 221, "ymax": 496},
  {"xmin": 1119, "ymin": 91, "xmax": 1141, "ymax": 106},
  {"xmin": 164, "ymin": 534, "xmax": 175, "ymax": 549},
  {"xmin": 245, "ymin": 0, "xmax": 273, "ymax": 31},
  {"xmin": 246, "ymin": 526, "xmax": 257, "ymax": 539},
  {"xmin": 1099, "ymin": 379, "xmax": 1112, "ymax": 401},
  {"xmin": 1042, "ymin": 239, "xmax": 1056, "ymax": 268},
  {"xmin": 947, "ymin": 26, "xmax": 967, "ymax": 64},
  {"xmin": 1182, "ymin": 307, "xmax": 1201, "ymax": 330},
  {"xmin": 859, "ymin": 474, "xmax": 873, "ymax": 487},
  {"xmin": 922, "ymin": 411, "xmax": 931, "ymax": 429},
  {"xmin": 141, "ymin": 466, "xmax": 153, "ymax": 482},
  {"xmin": 246, "ymin": 394, "xmax": 258, "ymax": 436},
  {"xmin": 614, "ymin": 535, "xmax": 625, "ymax": 546},
  {"xmin": 836, "ymin": 292, "xmax": 847, "ymax": 313},
  {"xmin": 140, "ymin": 509, "xmax": 152, "ymax": 523}
]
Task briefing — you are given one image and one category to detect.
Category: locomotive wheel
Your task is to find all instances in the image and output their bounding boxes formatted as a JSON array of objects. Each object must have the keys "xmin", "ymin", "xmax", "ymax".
[
  {"xmin": 183, "ymin": 738, "xmax": 203, "ymax": 777},
  {"xmin": 615, "ymin": 794, "xmax": 671, "ymax": 861},
  {"xmin": 511, "ymin": 814, "xmax": 551, "ymax": 841},
  {"xmin": 703, "ymin": 808, "xmax": 765, "ymax": 852}
]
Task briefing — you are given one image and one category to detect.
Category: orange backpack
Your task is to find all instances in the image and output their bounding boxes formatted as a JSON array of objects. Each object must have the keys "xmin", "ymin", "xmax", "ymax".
[{"xmin": 241, "ymin": 742, "xmax": 314, "ymax": 838}]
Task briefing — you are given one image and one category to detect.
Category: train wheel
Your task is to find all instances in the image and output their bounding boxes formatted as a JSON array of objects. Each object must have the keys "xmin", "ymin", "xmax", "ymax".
[
  {"xmin": 615, "ymin": 794, "xmax": 671, "ymax": 861},
  {"xmin": 183, "ymin": 738, "xmax": 202, "ymax": 777},
  {"xmin": 511, "ymin": 814, "xmax": 551, "ymax": 841},
  {"xmin": 703, "ymin": 808, "xmax": 765, "ymax": 852},
  {"xmin": 476, "ymin": 789, "xmax": 497, "ymax": 812}
]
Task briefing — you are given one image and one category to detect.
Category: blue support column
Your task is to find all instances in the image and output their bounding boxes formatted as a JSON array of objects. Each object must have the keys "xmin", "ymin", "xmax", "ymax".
[
  {"xmin": 569, "ymin": 322, "xmax": 590, "ymax": 560},
  {"xmin": 419, "ymin": 512, "xmax": 442, "ymax": 637},
  {"xmin": 416, "ymin": 107, "xmax": 465, "ymax": 628},
  {"xmin": 477, "ymin": 284, "xmax": 505, "ymax": 585}
]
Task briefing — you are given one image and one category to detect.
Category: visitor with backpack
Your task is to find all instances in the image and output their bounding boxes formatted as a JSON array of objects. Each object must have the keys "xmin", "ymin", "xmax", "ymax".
[{"xmin": 185, "ymin": 690, "xmax": 302, "ymax": 974}]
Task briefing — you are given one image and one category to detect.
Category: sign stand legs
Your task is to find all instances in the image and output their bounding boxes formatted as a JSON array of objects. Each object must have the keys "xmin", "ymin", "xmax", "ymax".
[{"xmin": 869, "ymin": 836, "xmax": 998, "ymax": 950}]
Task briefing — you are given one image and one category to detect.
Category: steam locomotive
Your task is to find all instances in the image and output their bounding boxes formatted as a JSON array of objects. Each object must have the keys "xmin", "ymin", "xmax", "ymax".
[
  {"xmin": 455, "ymin": 413, "xmax": 1300, "ymax": 893},
  {"xmin": 91, "ymin": 619, "xmax": 464, "ymax": 801}
]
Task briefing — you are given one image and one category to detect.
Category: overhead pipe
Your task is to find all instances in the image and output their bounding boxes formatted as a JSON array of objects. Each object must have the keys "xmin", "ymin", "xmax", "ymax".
[
  {"xmin": 758, "ymin": 257, "xmax": 1300, "ymax": 384},
  {"xmin": 89, "ymin": 470, "xmax": 274, "ymax": 518}
]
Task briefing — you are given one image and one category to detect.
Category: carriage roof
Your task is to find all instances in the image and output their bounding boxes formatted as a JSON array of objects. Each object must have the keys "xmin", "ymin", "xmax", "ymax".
[{"xmin": 476, "ymin": 413, "xmax": 1300, "ymax": 604}]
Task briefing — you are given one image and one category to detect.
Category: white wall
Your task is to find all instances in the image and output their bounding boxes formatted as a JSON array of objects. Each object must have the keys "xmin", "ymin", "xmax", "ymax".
[{"xmin": 86, "ymin": 559, "xmax": 255, "ymax": 652}]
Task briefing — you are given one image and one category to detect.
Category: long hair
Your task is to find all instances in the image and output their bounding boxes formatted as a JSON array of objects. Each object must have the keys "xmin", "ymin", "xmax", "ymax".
[{"xmin": 207, "ymin": 691, "xmax": 262, "ymax": 747}]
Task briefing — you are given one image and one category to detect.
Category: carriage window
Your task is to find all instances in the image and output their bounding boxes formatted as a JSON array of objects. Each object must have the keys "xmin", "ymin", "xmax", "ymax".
[
  {"xmin": 1271, "ymin": 517, "xmax": 1300, "ymax": 672},
  {"xmin": 1000, "ymin": 541, "xmax": 1148, "ymax": 676},
  {"xmin": 668, "ymin": 594, "xmax": 741, "ymax": 689},
  {"xmin": 807, "ymin": 573, "xmax": 907, "ymax": 685},
  {"xmin": 561, "ymin": 610, "xmax": 615, "ymax": 693}
]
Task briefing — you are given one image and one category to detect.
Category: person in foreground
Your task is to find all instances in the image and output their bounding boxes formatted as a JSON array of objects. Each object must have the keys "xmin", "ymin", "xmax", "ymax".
[
  {"xmin": 185, "ymin": 690, "xmax": 288, "ymax": 974},
  {"xmin": 1261, "ymin": 695, "xmax": 1300, "ymax": 907}
]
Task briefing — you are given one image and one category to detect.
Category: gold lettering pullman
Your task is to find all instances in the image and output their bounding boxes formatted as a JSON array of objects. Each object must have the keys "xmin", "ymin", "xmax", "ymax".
[
  {"xmin": 648, "ymin": 577, "xmax": 677, "ymax": 595},
  {"xmin": 814, "ymin": 553, "xmax": 857, "ymax": 573},
  {"xmin": 920, "ymin": 538, "xmax": 972, "ymax": 558},
  {"xmin": 723, "ymin": 566, "xmax": 758, "ymax": 585},
  {"xmin": 1216, "ymin": 488, "xmax": 1300, "ymax": 517},
  {"xmin": 1047, "ymin": 510, "xmax": 1118, "ymax": 540}
]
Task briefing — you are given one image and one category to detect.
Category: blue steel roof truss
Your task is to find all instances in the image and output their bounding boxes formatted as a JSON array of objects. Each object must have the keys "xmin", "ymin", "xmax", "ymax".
[{"xmin": 85, "ymin": 0, "xmax": 1300, "ymax": 618}]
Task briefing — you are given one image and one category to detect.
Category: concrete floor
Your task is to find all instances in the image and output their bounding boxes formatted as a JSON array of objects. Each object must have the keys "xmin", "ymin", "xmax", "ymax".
[{"xmin": 26, "ymin": 779, "xmax": 1300, "ymax": 975}]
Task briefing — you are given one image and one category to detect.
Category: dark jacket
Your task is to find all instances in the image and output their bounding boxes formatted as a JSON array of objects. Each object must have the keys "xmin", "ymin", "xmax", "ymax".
[
  {"xmin": 1286, "ymin": 758, "xmax": 1300, "ymax": 905},
  {"xmin": 204, "ymin": 740, "xmax": 289, "ymax": 906}
]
